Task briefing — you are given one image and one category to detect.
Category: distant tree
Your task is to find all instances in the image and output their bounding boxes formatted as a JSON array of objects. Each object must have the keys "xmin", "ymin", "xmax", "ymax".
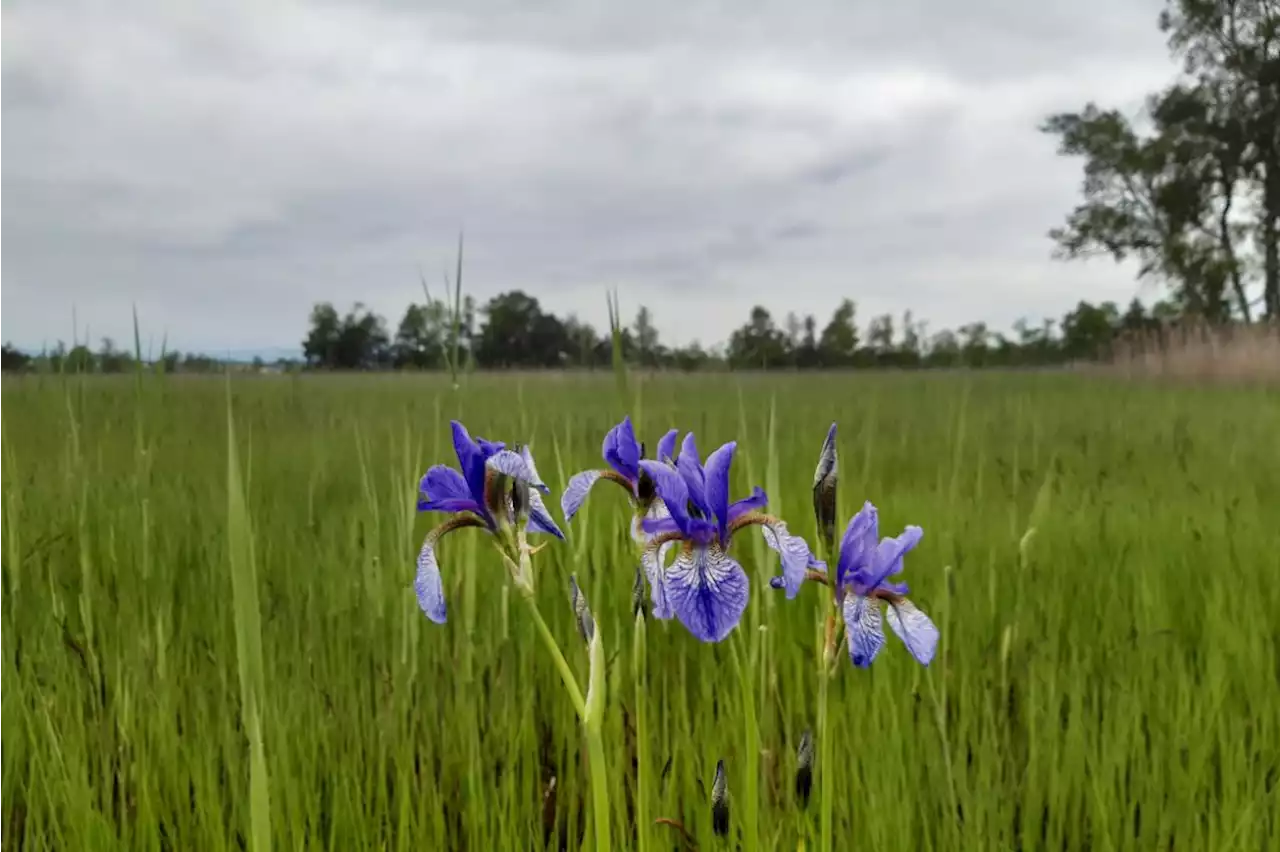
[
  {"xmin": 727, "ymin": 306, "xmax": 788, "ymax": 368},
  {"xmin": 475, "ymin": 290, "xmax": 570, "ymax": 368},
  {"xmin": 633, "ymin": 306, "xmax": 659, "ymax": 367},
  {"xmin": 393, "ymin": 302, "xmax": 447, "ymax": 369},
  {"xmin": 818, "ymin": 299, "xmax": 859, "ymax": 366},
  {"xmin": 303, "ymin": 303, "xmax": 342, "ymax": 368},
  {"xmin": 795, "ymin": 314, "xmax": 820, "ymax": 368},
  {"xmin": 1, "ymin": 343, "xmax": 31, "ymax": 372},
  {"xmin": 1060, "ymin": 300, "xmax": 1122, "ymax": 359},
  {"xmin": 866, "ymin": 313, "xmax": 895, "ymax": 353}
]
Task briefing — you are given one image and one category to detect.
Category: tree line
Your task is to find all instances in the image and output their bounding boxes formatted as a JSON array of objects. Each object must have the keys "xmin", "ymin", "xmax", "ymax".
[{"xmin": 291, "ymin": 291, "xmax": 1188, "ymax": 372}]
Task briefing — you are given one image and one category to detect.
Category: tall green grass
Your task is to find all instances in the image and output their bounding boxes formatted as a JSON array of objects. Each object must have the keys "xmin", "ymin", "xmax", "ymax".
[{"xmin": 3, "ymin": 371, "xmax": 1278, "ymax": 850}]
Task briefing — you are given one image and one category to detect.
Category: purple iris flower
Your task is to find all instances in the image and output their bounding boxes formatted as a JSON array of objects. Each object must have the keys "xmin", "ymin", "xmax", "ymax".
[
  {"xmin": 561, "ymin": 416, "xmax": 681, "ymax": 615},
  {"xmin": 837, "ymin": 502, "xmax": 938, "ymax": 667},
  {"xmin": 414, "ymin": 420, "xmax": 564, "ymax": 623},
  {"xmin": 639, "ymin": 433, "xmax": 823, "ymax": 642},
  {"xmin": 561, "ymin": 415, "xmax": 678, "ymax": 538}
]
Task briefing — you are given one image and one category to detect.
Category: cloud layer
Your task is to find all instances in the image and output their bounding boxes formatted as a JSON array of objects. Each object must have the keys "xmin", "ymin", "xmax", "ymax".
[{"xmin": 3, "ymin": 0, "xmax": 1177, "ymax": 353}]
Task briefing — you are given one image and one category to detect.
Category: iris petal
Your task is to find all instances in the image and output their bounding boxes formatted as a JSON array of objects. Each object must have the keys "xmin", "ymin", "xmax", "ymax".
[
  {"xmin": 664, "ymin": 543, "xmax": 749, "ymax": 643},
  {"xmin": 520, "ymin": 445, "xmax": 550, "ymax": 493},
  {"xmin": 842, "ymin": 594, "xmax": 885, "ymax": 668},
  {"xmin": 414, "ymin": 530, "xmax": 449, "ymax": 623},
  {"xmin": 420, "ymin": 465, "xmax": 471, "ymax": 502},
  {"xmin": 866, "ymin": 525, "xmax": 924, "ymax": 589},
  {"xmin": 656, "ymin": 429, "xmax": 679, "ymax": 464},
  {"xmin": 526, "ymin": 488, "xmax": 565, "ymax": 539},
  {"xmin": 728, "ymin": 486, "xmax": 768, "ymax": 522},
  {"xmin": 639, "ymin": 460, "xmax": 691, "ymax": 535},
  {"xmin": 485, "ymin": 449, "xmax": 537, "ymax": 482},
  {"xmin": 703, "ymin": 441, "xmax": 736, "ymax": 541},
  {"xmin": 761, "ymin": 519, "xmax": 820, "ymax": 600},
  {"xmin": 640, "ymin": 540, "xmax": 676, "ymax": 620},
  {"xmin": 836, "ymin": 502, "xmax": 879, "ymax": 588},
  {"xmin": 451, "ymin": 421, "xmax": 488, "ymax": 505},
  {"xmin": 677, "ymin": 433, "xmax": 709, "ymax": 514},
  {"xmin": 561, "ymin": 470, "xmax": 604, "ymax": 522},
  {"xmin": 417, "ymin": 496, "xmax": 484, "ymax": 514},
  {"xmin": 885, "ymin": 598, "xmax": 939, "ymax": 665}
]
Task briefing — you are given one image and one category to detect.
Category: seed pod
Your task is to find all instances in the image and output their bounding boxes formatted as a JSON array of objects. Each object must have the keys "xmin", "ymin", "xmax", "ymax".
[
  {"xmin": 711, "ymin": 759, "xmax": 729, "ymax": 837},
  {"xmin": 568, "ymin": 574, "xmax": 595, "ymax": 643},
  {"xmin": 795, "ymin": 729, "xmax": 814, "ymax": 808}
]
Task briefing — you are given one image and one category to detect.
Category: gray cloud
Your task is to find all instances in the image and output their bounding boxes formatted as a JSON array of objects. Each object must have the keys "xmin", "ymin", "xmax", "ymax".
[{"xmin": 3, "ymin": 0, "xmax": 1177, "ymax": 353}]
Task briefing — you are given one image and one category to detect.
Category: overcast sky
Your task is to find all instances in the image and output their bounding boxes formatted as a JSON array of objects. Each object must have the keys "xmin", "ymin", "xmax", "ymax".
[{"xmin": 3, "ymin": 0, "xmax": 1178, "ymax": 355}]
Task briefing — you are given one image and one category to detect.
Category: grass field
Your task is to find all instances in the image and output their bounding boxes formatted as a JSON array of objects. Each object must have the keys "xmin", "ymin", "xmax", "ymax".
[{"xmin": 3, "ymin": 370, "xmax": 1278, "ymax": 851}]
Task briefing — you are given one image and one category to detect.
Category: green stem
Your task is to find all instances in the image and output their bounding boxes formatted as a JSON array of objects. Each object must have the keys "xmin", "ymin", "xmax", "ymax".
[
  {"xmin": 522, "ymin": 595, "xmax": 586, "ymax": 718},
  {"xmin": 817, "ymin": 661, "xmax": 833, "ymax": 851},
  {"xmin": 586, "ymin": 722, "xmax": 612, "ymax": 852},
  {"xmin": 633, "ymin": 614, "xmax": 651, "ymax": 852},
  {"xmin": 730, "ymin": 635, "xmax": 759, "ymax": 852},
  {"xmin": 522, "ymin": 592, "xmax": 610, "ymax": 851}
]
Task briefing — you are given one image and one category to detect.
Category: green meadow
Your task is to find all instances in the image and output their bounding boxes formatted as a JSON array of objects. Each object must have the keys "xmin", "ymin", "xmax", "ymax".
[{"xmin": 2, "ymin": 371, "xmax": 1277, "ymax": 851}]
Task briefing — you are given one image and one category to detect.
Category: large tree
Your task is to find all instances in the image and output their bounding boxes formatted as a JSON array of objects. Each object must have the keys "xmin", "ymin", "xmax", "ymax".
[{"xmin": 1044, "ymin": 0, "xmax": 1279, "ymax": 321}]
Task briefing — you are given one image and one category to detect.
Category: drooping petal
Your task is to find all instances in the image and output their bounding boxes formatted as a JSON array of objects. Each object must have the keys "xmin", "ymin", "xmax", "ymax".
[
  {"xmin": 676, "ymin": 433, "xmax": 709, "ymax": 515},
  {"xmin": 640, "ymin": 540, "xmax": 676, "ymax": 620},
  {"xmin": 526, "ymin": 487, "xmax": 565, "ymax": 539},
  {"xmin": 842, "ymin": 594, "xmax": 885, "ymax": 668},
  {"xmin": 639, "ymin": 460, "xmax": 691, "ymax": 535},
  {"xmin": 520, "ymin": 445, "xmax": 550, "ymax": 493},
  {"xmin": 414, "ymin": 530, "xmax": 449, "ymax": 623},
  {"xmin": 836, "ymin": 501, "xmax": 879, "ymax": 588},
  {"xmin": 450, "ymin": 421, "xmax": 488, "ymax": 504},
  {"xmin": 664, "ymin": 542, "xmax": 749, "ymax": 643},
  {"xmin": 884, "ymin": 598, "xmax": 939, "ymax": 665},
  {"xmin": 866, "ymin": 525, "xmax": 924, "ymax": 589},
  {"xmin": 760, "ymin": 519, "xmax": 820, "ymax": 600},
  {"xmin": 656, "ymin": 429, "xmax": 679, "ymax": 464},
  {"xmin": 728, "ymin": 486, "xmax": 768, "ymax": 522},
  {"xmin": 603, "ymin": 417, "xmax": 641, "ymax": 481},
  {"xmin": 561, "ymin": 470, "xmax": 604, "ymax": 522},
  {"xmin": 703, "ymin": 441, "xmax": 737, "ymax": 541}
]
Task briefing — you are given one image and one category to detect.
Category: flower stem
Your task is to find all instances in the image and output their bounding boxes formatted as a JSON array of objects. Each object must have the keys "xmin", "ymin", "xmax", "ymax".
[
  {"xmin": 817, "ymin": 656, "xmax": 834, "ymax": 851},
  {"xmin": 586, "ymin": 721, "xmax": 612, "ymax": 852},
  {"xmin": 730, "ymin": 634, "xmax": 759, "ymax": 852},
  {"xmin": 521, "ymin": 592, "xmax": 610, "ymax": 852},
  {"xmin": 521, "ymin": 594, "xmax": 586, "ymax": 719},
  {"xmin": 633, "ymin": 613, "xmax": 651, "ymax": 852}
]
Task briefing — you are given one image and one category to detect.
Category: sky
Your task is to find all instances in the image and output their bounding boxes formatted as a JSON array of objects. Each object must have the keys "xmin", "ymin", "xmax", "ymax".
[{"xmin": 3, "ymin": 0, "xmax": 1179, "ymax": 356}]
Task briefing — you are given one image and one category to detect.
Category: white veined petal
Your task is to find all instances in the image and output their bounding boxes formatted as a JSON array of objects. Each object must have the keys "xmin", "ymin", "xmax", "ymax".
[
  {"xmin": 526, "ymin": 487, "xmax": 565, "ymax": 539},
  {"xmin": 761, "ymin": 519, "xmax": 813, "ymax": 600},
  {"xmin": 663, "ymin": 543, "xmax": 749, "ymax": 643},
  {"xmin": 485, "ymin": 449, "xmax": 536, "ymax": 483},
  {"xmin": 641, "ymin": 539, "xmax": 676, "ymax": 619},
  {"xmin": 885, "ymin": 598, "xmax": 939, "ymax": 666},
  {"xmin": 842, "ymin": 594, "xmax": 885, "ymax": 668},
  {"xmin": 561, "ymin": 470, "xmax": 604, "ymax": 523},
  {"xmin": 414, "ymin": 531, "xmax": 448, "ymax": 624},
  {"xmin": 520, "ymin": 445, "xmax": 549, "ymax": 492}
]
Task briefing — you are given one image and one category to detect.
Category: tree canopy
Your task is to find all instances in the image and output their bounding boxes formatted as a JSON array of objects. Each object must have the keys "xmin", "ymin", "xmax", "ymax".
[{"xmin": 1043, "ymin": 0, "xmax": 1279, "ymax": 321}]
